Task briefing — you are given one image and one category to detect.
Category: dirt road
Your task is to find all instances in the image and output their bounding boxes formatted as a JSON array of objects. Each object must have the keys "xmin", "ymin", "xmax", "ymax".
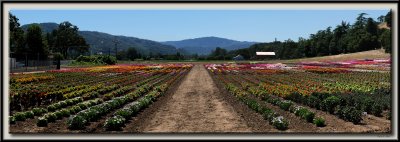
[{"xmin": 137, "ymin": 64, "xmax": 252, "ymax": 132}]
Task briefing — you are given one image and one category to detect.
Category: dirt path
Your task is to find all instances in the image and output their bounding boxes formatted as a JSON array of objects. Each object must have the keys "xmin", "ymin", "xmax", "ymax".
[{"xmin": 138, "ymin": 64, "xmax": 252, "ymax": 132}]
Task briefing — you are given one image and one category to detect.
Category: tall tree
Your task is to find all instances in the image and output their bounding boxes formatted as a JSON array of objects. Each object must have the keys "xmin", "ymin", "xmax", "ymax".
[
  {"xmin": 9, "ymin": 13, "xmax": 25, "ymax": 58},
  {"xmin": 126, "ymin": 47, "xmax": 138, "ymax": 61},
  {"xmin": 354, "ymin": 13, "xmax": 368, "ymax": 29},
  {"xmin": 385, "ymin": 10, "xmax": 392, "ymax": 28},
  {"xmin": 332, "ymin": 21, "xmax": 350, "ymax": 54},
  {"xmin": 366, "ymin": 18, "xmax": 378, "ymax": 36},
  {"xmin": 26, "ymin": 24, "xmax": 48, "ymax": 59},
  {"xmin": 380, "ymin": 29, "xmax": 391, "ymax": 53},
  {"xmin": 210, "ymin": 47, "xmax": 227, "ymax": 60},
  {"xmin": 53, "ymin": 21, "xmax": 88, "ymax": 59},
  {"xmin": 377, "ymin": 15, "xmax": 385, "ymax": 23}
]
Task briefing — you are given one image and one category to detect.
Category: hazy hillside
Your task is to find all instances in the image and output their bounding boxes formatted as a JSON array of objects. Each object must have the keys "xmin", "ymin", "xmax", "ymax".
[
  {"xmin": 378, "ymin": 22, "xmax": 390, "ymax": 30},
  {"xmin": 21, "ymin": 22, "xmax": 58, "ymax": 33},
  {"xmin": 162, "ymin": 36, "xmax": 258, "ymax": 55},
  {"xmin": 21, "ymin": 23, "xmax": 179, "ymax": 55},
  {"xmin": 273, "ymin": 49, "xmax": 390, "ymax": 63}
]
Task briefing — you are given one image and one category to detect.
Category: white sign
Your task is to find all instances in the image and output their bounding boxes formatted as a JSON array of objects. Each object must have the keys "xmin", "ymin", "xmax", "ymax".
[{"xmin": 256, "ymin": 52, "xmax": 275, "ymax": 55}]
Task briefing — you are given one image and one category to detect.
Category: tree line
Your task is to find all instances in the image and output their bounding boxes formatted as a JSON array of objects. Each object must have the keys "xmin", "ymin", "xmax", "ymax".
[
  {"xmin": 10, "ymin": 11, "xmax": 392, "ymax": 62},
  {"xmin": 209, "ymin": 11, "xmax": 392, "ymax": 60},
  {"xmin": 9, "ymin": 13, "xmax": 89, "ymax": 60}
]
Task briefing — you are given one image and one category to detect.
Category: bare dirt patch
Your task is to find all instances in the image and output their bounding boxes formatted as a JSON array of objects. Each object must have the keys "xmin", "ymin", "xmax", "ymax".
[{"xmin": 128, "ymin": 65, "xmax": 252, "ymax": 133}]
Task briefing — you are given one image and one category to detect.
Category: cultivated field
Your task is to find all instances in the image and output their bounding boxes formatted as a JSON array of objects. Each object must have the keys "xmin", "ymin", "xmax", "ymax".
[{"xmin": 8, "ymin": 56, "xmax": 392, "ymax": 133}]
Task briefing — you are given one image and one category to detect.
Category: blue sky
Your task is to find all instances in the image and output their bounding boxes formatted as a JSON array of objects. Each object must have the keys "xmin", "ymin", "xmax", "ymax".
[{"xmin": 10, "ymin": 10, "xmax": 389, "ymax": 42}]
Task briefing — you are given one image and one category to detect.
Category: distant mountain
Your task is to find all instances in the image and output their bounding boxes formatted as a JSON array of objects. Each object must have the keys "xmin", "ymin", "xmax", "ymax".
[
  {"xmin": 78, "ymin": 31, "xmax": 179, "ymax": 55},
  {"xmin": 21, "ymin": 23, "xmax": 179, "ymax": 55},
  {"xmin": 162, "ymin": 36, "xmax": 258, "ymax": 55},
  {"xmin": 21, "ymin": 22, "xmax": 58, "ymax": 33}
]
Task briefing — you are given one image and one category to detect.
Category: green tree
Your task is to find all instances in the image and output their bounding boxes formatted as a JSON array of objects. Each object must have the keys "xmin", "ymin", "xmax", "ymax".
[
  {"xmin": 117, "ymin": 50, "xmax": 127, "ymax": 60},
  {"xmin": 332, "ymin": 21, "xmax": 350, "ymax": 54},
  {"xmin": 176, "ymin": 52, "xmax": 182, "ymax": 60},
  {"xmin": 209, "ymin": 47, "xmax": 228, "ymax": 60},
  {"xmin": 377, "ymin": 15, "xmax": 385, "ymax": 23},
  {"xmin": 53, "ymin": 21, "xmax": 89, "ymax": 59},
  {"xmin": 354, "ymin": 13, "xmax": 368, "ymax": 29},
  {"xmin": 385, "ymin": 10, "xmax": 392, "ymax": 28},
  {"xmin": 9, "ymin": 13, "xmax": 25, "ymax": 59},
  {"xmin": 26, "ymin": 24, "xmax": 48, "ymax": 59},
  {"xmin": 366, "ymin": 18, "xmax": 378, "ymax": 36},
  {"xmin": 126, "ymin": 47, "xmax": 138, "ymax": 61},
  {"xmin": 380, "ymin": 29, "xmax": 391, "ymax": 53}
]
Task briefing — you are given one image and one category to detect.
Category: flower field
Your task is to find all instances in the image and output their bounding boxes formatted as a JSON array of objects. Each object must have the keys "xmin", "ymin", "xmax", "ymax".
[
  {"xmin": 206, "ymin": 58, "xmax": 391, "ymax": 131},
  {"xmin": 8, "ymin": 64, "xmax": 193, "ymax": 132},
  {"xmin": 8, "ymin": 59, "xmax": 392, "ymax": 133}
]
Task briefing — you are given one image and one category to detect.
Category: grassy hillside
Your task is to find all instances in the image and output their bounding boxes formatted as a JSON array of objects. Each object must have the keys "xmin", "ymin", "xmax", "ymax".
[{"xmin": 268, "ymin": 49, "xmax": 390, "ymax": 63}]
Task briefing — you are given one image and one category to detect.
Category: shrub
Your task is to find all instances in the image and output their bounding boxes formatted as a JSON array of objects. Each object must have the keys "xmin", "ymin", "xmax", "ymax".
[
  {"xmin": 75, "ymin": 55, "xmax": 117, "ymax": 65},
  {"xmin": 294, "ymin": 107, "xmax": 308, "ymax": 117},
  {"xmin": 24, "ymin": 111, "xmax": 34, "ymax": 119},
  {"xmin": 371, "ymin": 103, "xmax": 383, "ymax": 117},
  {"xmin": 65, "ymin": 99, "xmax": 74, "ymax": 106},
  {"xmin": 77, "ymin": 103, "xmax": 88, "ymax": 110},
  {"xmin": 247, "ymin": 100, "xmax": 261, "ymax": 112},
  {"xmin": 94, "ymin": 98, "xmax": 103, "ymax": 104},
  {"xmin": 53, "ymin": 103, "xmax": 62, "ymax": 109},
  {"xmin": 321, "ymin": 96, "xmax": 340, "ymax": 114},
  {"xmin": 37, "ymin": 117, "xmax": 48, "ymax": 127},
  {"xmin": 307, "ymin": 95, "xmax": 320, "ymax": 109},
  {"xmin": 83, "ymin": 91, "xmax": 100, "ymax": 100},
  {"xmin": 261, "ymin": 108, "xmax": 276, "ymax": 122},
  {"xmin": 130, "ymin": 104, "xmax": 141, "ymax": 116},
  {"xmin": 99, "ymin": 55, "xmax": 117, "ymax": 65},
  {"xmin": 72, "ymin": 106, "xmax": 82, "ymax": 113},
  {"xmin": 289, "ymin": 105, "xmax": 298, "ymax": 113},
  {"xmin": 337, "ymin": 106, "xmax": 362, "ymax": 124},
  {"xmin": 60, "ymin": 109, "xmax": 71, "ymax": 117},
  {"xmin": 9, "ymin": 116, "xmax": 16, "ymax": 124},
  {"xmin": 101, "ymin": 104, "xmax": 112, "ymax": 114},
  {"xmin": 59, "ymin": 101, "xmax": 68, "ymax": 108},
  {"xmin": 261, "ymin": 95, "xmax": 271, "ymax": 101},
  {"xmin": 88, "ymin": 100, "xmax": 97, "ymax": 106},
  {"xmin": 13, "ymin": 112, "xmax": 26, "ymax": 121},
  {"xmin": 312, "ymin": 92, "xmax": 330, "ymax": 100},
  {"xmin": 72, "ymin": 98, "xmax": 83, "ymax": 104},
  {"xmin": 54, "ymin": 111, "xmax": 64, "ymax": 120},
  {"xmin": 269, "ymin": 98, "xmax": 281, "ymax": 105},
  {"xmin": 279, "ymin": 100, "xmax": 293, "ymax": 111},
  {"xmin": 139, "ymin": 98, "xmax": 151, "ymax": 108},
  {"xmin": 67, "ymin": 115, "xmax": 88, "ymax": 130},
  {"xmin": 47, "ymin": 105, "xmax": 57, "ymax": 112},
  {"xmin": 85, "ymin": 109, "xmax": 100, "ymax": 122},
  {"xmin": 104, "ymin": 94, "xmax": 114, "ymax": 101},
  {"xmin": 348, "ymin": 108, "xmax": 362, "ymax": 124},
  {"xmin": 271, "ymin": 116, "xmax": 289, "ymax": 130},
  {"xmin": 313, "ymin": 117, "xmax": 326, "ymax": 127},
  {"xmin": 45, "ymin": 113, "xmax": 58, "ymax": 122},
  {"xmin": 68, "ymin": 107, "xmax": 77, "ymax": 114},
  {"xmin": 109, "ymin": 100, "xmax": 122, "ymax": 109},
  {"xmin": 362, "ymin": 97, "xmax": 374, "ymax": 113},
  {"xmin": 104, "ymin": 116, "xmax": 126, "ymax": 131},
  {"xmin": 115, "ymin": 109, "xmax": 132, "ymax": 120},
  {"xmin": 304, "ymin": 111, "xmax": 315, "ymax": 123},
  {"xmin": 285, "ymin": 92, "xmax": 303, "ymax": 103},
  {"xmin": 32, "ymin": 108, "xmax": 45, "ymax": 116}
]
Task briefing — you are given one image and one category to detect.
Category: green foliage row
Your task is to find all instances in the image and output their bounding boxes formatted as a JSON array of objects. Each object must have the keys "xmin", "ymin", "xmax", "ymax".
[
  {"xmin": 75, "ymin": 55, "xmax": 117, "ymax": 65},
  {"xmin": 222, "ymin": 11, "xmax": 392, "ymax": 61}
]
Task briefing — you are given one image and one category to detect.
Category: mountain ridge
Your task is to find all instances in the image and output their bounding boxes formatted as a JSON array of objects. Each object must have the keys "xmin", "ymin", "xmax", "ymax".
[
  {"xmin": 162, "ymin": 36, "xmax": 258, "ymax": 55},
  {"xmin": 21, "ymin": 22, "xmax": 258, "ymax": 56},
  {"xmin": 21, "ymin": 23, "xmax": 180, "ymax": 55}
]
